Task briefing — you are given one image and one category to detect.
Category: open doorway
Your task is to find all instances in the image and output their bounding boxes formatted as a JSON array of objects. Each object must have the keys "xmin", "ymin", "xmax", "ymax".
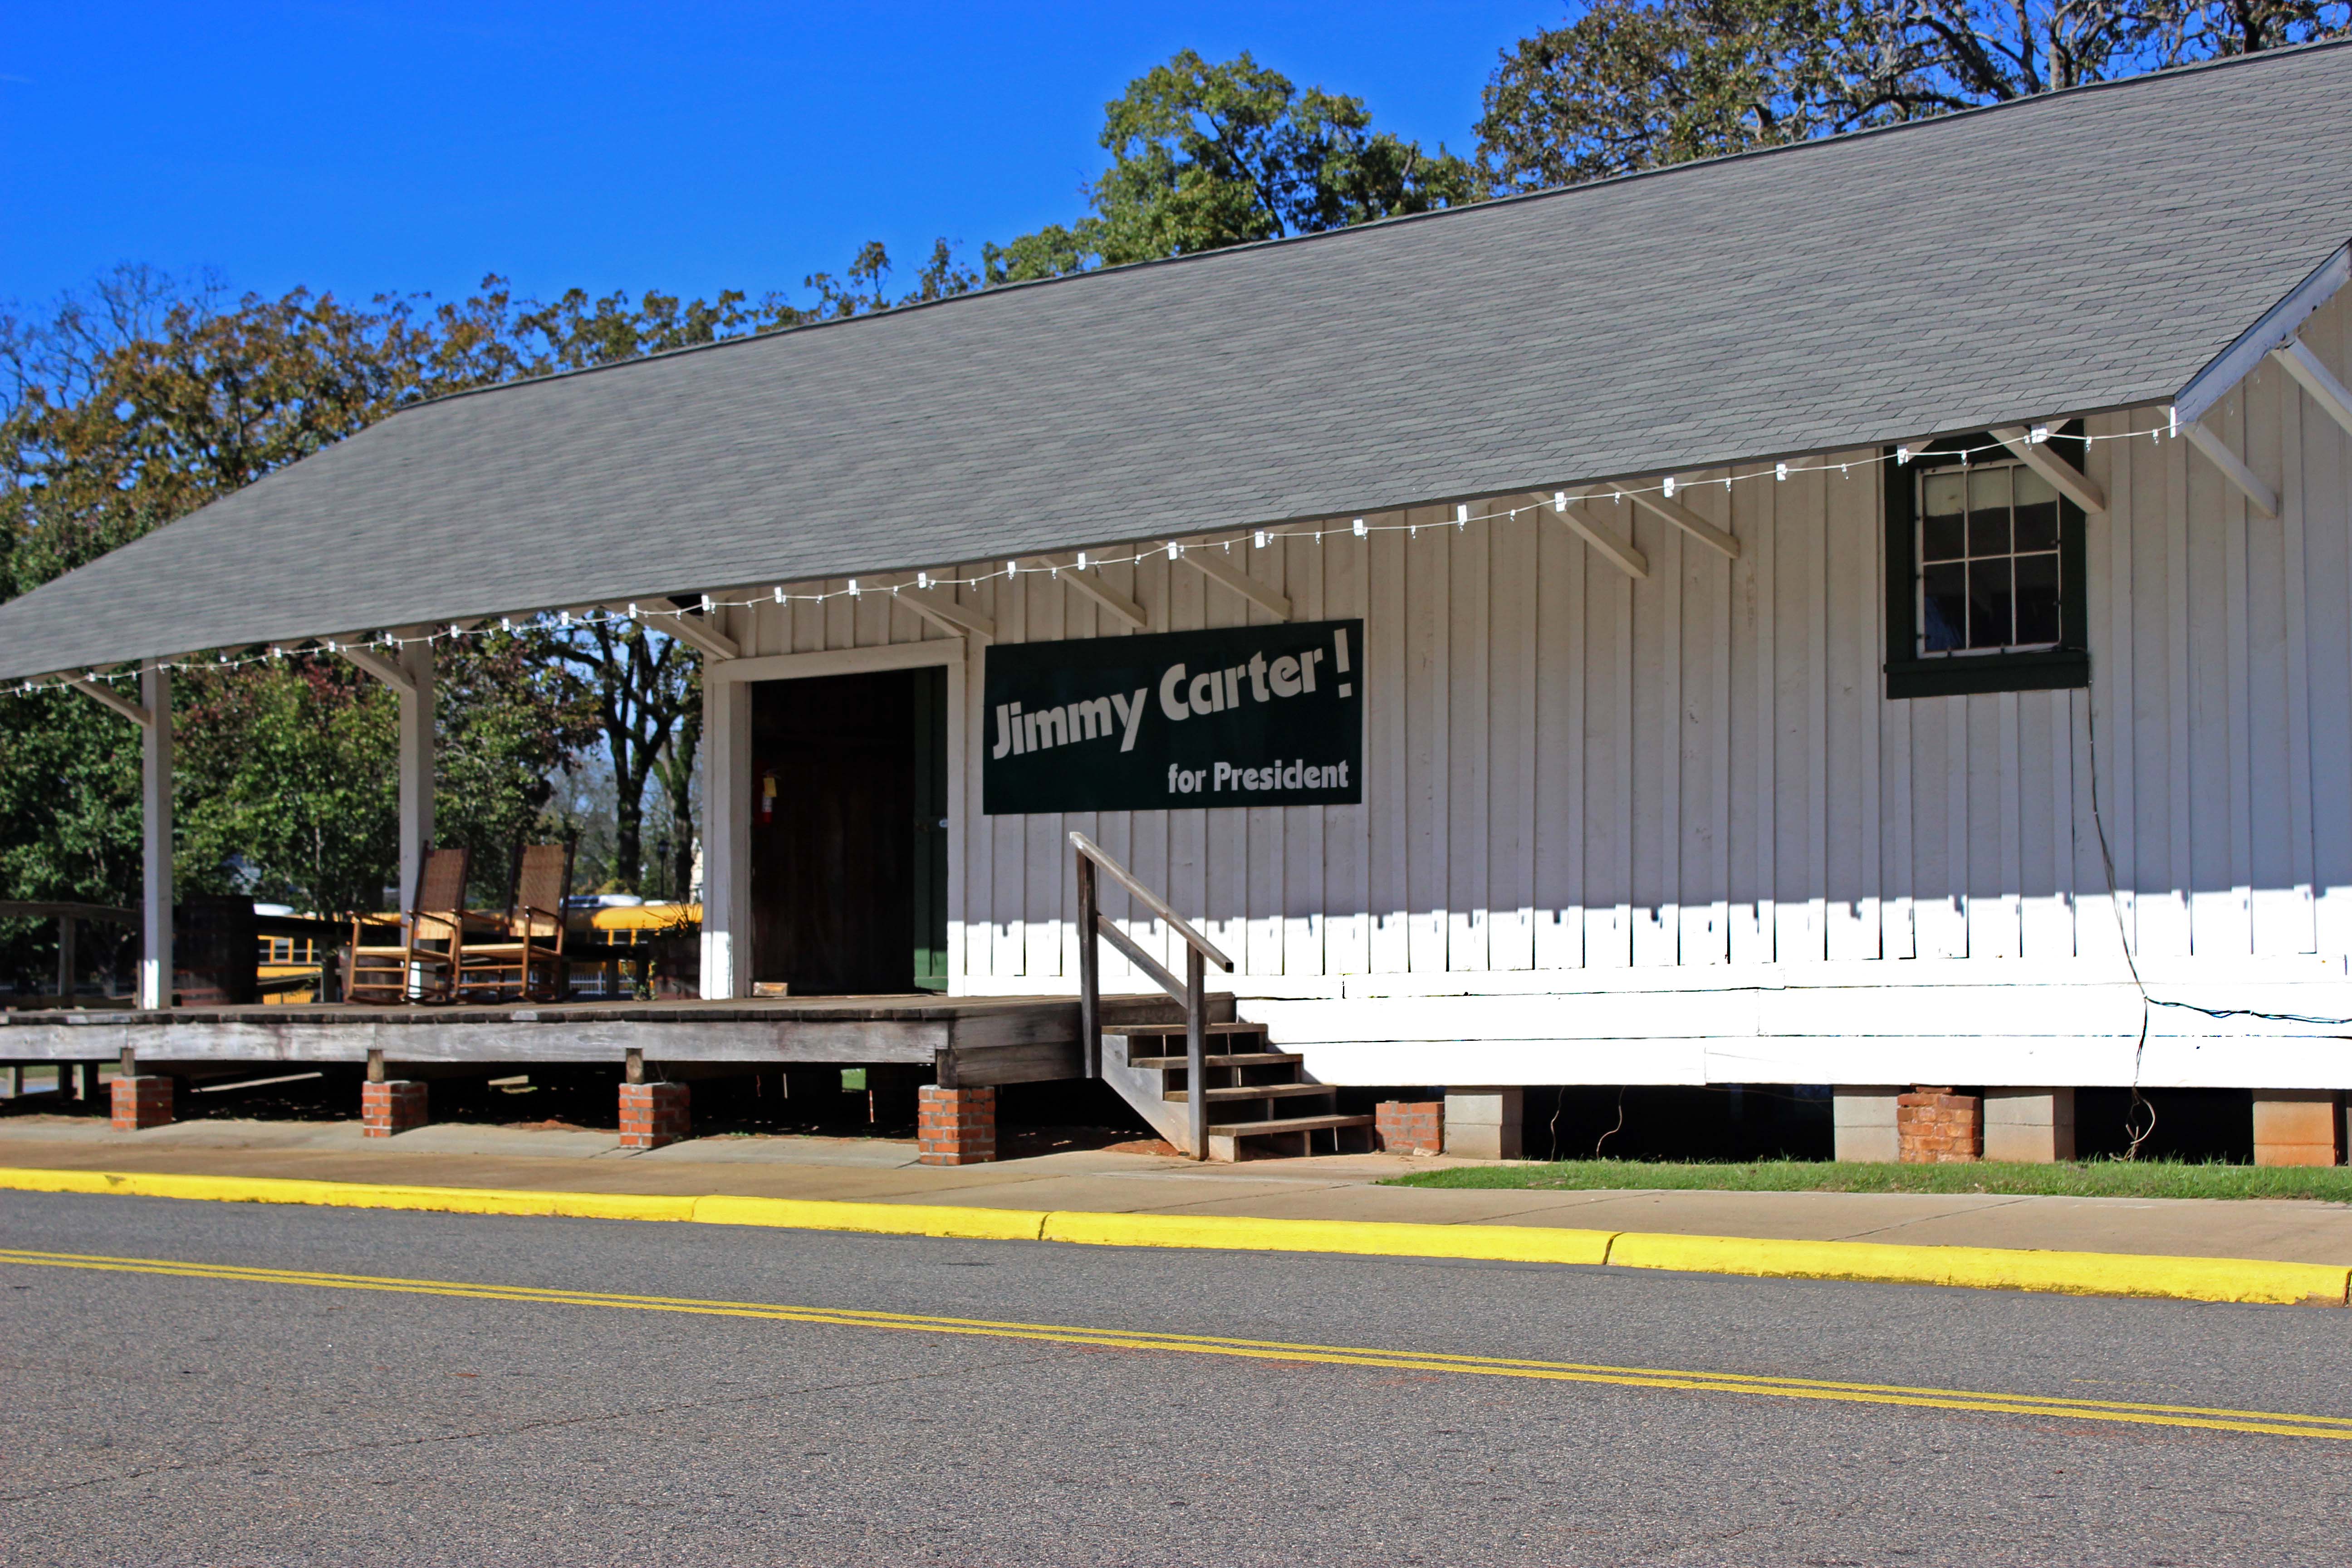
[{"xmin": 748, "ymin": 666, "xmax": 949, "ymax": 995}]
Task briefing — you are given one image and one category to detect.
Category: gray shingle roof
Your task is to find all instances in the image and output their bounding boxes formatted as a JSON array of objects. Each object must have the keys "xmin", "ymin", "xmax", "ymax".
[{"xmin": 5, "ymin": 40, "xmax": 2350, "ymax": 680}]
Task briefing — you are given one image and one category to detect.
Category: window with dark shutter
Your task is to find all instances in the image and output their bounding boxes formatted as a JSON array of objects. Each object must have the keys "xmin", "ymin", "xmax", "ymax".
[{"xmin": 1883, "ymin": 428, "xmax": 2089, "ymax": 700}]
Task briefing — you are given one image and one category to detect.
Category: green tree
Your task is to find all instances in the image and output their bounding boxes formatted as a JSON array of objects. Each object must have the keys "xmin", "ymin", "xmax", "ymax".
[
  {"xmin": 1477, "ymin": 0, "xmax": 2348, "ymax": 192},
  {"xmin": 549, "ymin": 620, "xmax": 699, "ymax": 896},
  {"xmin": 433, "ymin": 628, "xmax": 600, "ymax": 905},
  {"xmin": 175, "ymin": 660, "xmax": 401, "ymax": 919},
  {"xmin": 987, "ymin": 50, "xmax": 1481, "ymax": 284}
]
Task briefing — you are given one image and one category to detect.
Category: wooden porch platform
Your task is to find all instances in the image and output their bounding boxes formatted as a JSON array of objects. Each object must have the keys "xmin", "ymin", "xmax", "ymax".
[{"xmin": 0, "ymin": 994, "xmax": 1217, "ymax": 1087}]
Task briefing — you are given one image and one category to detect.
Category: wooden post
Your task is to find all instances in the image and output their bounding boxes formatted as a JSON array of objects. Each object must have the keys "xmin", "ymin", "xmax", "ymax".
[
  {"xmin": 1185, "ymin": 945, "xmax": 1207, "ymax": 1161},
  {"xmin": 396, "ymin": 637, "xmax": 435, "ymax": 914},
  {"xmin": 698, "ymin": 670, "xmax": 751, "ymax": 999},
  {"xmin": 138, "ymin": 660, "xmax": 173, "ymax": 1010},
  {"xmin": 54, "ymin": 912, "xmax": 75, "ymax": 1005},
  {"xmin": 1075, "ymin": 852, "xmax": 1100, "ymax": 1078}
]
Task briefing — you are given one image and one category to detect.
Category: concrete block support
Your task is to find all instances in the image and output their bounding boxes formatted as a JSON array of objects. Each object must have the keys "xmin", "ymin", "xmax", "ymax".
[
  {"xmin": 917, "ymin": 1085, "xmax": 996, "ymax": 1166},
  {"xmin": 619, "ymin": 1082, "xmax": 691, "ymax": 1150},
  {"xmin": 1375, "ymin": 1100, "xmax": 1444, "ymax": 1154},
  {"xmin": 1832, "ymin": 1087, "xmax": 1902, "ymax": 1162},
  {"xmin": 1982, "ymin": 1088, "xmax": 2076, "ymax": 1163},
  {"xmin": 2254, "ymin": 1090, "xmax": 2343, "ymax": 1167},
  {"xmin": 1444, "ymin": 1088, "xmax": 1522, "ymax": 1160},
  {"xmin": 1897, "ymin": 1087, "xmax": 1981, "ymax": 1163},
  {"xmin": 361, "ymin": 1079, "xmax": 428, "ymax": 1138},
  {"xmin": 111, "ymin": 1074, "xmax": 173, "ymax": 1132}
]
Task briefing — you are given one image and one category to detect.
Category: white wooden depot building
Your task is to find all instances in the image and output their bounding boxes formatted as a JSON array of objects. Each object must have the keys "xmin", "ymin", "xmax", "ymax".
[{"xmin": 7, "ymin": 42, "xmax": 2352, "ymax": 1162}]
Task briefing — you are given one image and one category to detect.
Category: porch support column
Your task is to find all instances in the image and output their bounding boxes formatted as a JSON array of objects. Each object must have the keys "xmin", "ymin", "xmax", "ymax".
[
  {"xmin": 699, "ymin": 669, "xmax": 752, "ymax": 999},
  {"xmin": 396, "ymin": 636, "xmax": 435, "ymax": 911},
  {"xmin": 138, "ymin": 660, "xmax": 173, "ymax": 1009}
]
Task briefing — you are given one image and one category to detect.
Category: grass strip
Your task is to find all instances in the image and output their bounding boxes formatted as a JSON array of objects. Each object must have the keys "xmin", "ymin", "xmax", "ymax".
[{"xmin": 1382, "ymin": 1157, "xmax": 2352, "ymax": 1201}]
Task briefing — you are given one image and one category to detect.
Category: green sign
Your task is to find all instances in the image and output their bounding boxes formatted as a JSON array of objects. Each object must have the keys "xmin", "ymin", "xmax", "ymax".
[{"xmin": 983, "ymin": 619, "xmax": 1363, "ymax": 815}]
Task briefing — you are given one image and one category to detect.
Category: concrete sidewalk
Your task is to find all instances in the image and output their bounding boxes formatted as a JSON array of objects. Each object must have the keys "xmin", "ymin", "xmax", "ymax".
[{"xmin": 5, "ymin": 1112, "xmax": 2352, "ymax": 1266}]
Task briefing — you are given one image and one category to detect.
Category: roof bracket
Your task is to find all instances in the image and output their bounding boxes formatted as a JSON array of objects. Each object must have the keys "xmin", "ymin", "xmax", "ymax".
[
  {"xmin": 1989, "ymin": 426, "xmax": 2107, "ymax": 515},
  {"xmin": 643, "ymin": 599, "xmax": 740, "ymax": 661},
  {"xmin": 1050, "ymin": 557, "xmax": 1151, "ymax": 632},
  {"xmin": 1553, "ymin": 491, "xmax": 1650, "ymax": 580},
  {"xmin": 69, "ymin": 676, "xmax": 152, "ymax": 728},
  {"xmin": 1177, "ymin": 547, "xmax": 1290, "ymax": 620},
  {"xmin": 896, "ymin": 586, "xmax": 995, "ymax": 643},
  {"xmin": 333, "ymin": 640, "xmax": 417, "ymax": 696},
  {"xmin": 1627, "ymin": 486, "xmax": 1740, "ymax": 558},
  {"xmin": 2271, "ymin": 338, "xmax": 2352, "ymax": 443},
  {"xmin": 2178, "ymin": 418, "xmax": 2279, "ymax": 519}
]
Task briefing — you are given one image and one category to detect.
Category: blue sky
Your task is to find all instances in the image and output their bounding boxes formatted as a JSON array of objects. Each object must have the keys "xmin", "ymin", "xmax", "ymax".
[{"xmin": 3, "ymin": 1, "xmax": 1558, "ymax": 314}]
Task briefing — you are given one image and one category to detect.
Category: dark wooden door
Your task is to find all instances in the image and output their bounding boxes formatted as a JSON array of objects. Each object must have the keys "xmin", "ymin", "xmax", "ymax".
[{"xmin": 749, "ymin": 670, "xmax": 918, "ymax": 995}]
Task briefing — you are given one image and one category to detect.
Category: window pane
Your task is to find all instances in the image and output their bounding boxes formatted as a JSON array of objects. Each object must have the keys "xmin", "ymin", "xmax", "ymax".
[
  {"xmin": 2015, "ymin": 552, "xmax": 2061, "ymax": 645},
  {"xmin": 1968, "ymin": 467, "xmax": 2010, "ymax": 555},
  {"xmin": 1920, "ymin": 474, "xmax": 1965, "ymax": 561},
  {"xmin": 1969, "ymin": 558, "xmax": 2013, "ymax": 648},
  {"xmin": 2014, "ymin": 468, "xmax": 2059, "ymax": 551},
  {"xmin": 1922, "ymin": 564, "xmax": 1967, "ymax": 652},
  {"xmin": 1921, "ymin": 512, "xmax": 1965, "ymax": 563}
]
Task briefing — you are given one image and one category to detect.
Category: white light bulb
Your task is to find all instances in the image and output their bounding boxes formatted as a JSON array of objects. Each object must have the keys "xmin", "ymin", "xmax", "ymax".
[
  {"xmin": 1352, "ymin": 518, "xmax": 1367, "ymax": 537},
  {"xmin": 1253, "ymin": 530, "xmax": 1268, "ymax": 549},
  {"xmin": 1662, "ymin": 476, "xmax": 1677, "ymax": 498},
  {"xmin": 1775, "ymin": 462, "xmax": 1788, "ymax": 482},
  {"xmin": 1075, "ymin": 551, "xmax": 1088, "ymax": 571}
]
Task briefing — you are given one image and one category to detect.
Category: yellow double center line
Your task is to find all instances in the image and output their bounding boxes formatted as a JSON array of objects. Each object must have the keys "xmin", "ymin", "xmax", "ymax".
[{"xmin": 8, "ymin": 1246, "xmax": 2348, "ymax": 1441}]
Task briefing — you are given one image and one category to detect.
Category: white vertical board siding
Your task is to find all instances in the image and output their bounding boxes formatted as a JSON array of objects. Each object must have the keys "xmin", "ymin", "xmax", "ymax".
[{"xmin": 719, "ymin": 297, "xmax": 2352, "ymax": 1078}]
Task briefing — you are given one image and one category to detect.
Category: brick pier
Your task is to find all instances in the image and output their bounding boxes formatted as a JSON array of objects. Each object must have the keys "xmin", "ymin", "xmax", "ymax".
[
  {"xmin": 1897, "ymin": 1087, "xmax": 1982, "ymax": 1163},
  {"xmin": 917, "ymin": 1084, "xmax": 996, "ymax": 1166}
]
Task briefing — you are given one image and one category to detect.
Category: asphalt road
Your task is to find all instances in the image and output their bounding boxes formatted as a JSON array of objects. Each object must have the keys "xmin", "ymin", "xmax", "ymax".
[{"xmin": 4, "ymin": 1191, "xmax": 2348, "ymax": 1566}]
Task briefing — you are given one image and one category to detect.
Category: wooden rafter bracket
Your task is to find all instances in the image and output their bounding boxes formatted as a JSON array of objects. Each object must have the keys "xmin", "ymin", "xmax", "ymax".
[
  {"xmin": 1178, "ymin": 546, "xmax": 1290, "ymax": 620},
  {"xmin": 895, "ymin": 586, "xmax": 995, "ymax": 643},
  {"xmin": 1989, "ymin": 426, "xmax": 2108, "ymax": 515},
  {"xmin": 643, "ymin": 598, "xmax": 741, "ymax": 661},
  {"xmin": 1553, "ymin": 490, "xmax": 1649, "ymax": 580},
  {"xmin": 2271, "ymin": 338, "xmax": 2352, "ymax": 443},
  {"xmin": 1628, "ymin": 487, "xmax": 1741, "ymax": 559},
  {"xmin": 68, "ymin": 676, "xmax": 151, "ymax": 727},
  {"xmin": 2178, "ymin": 419, "xmax": 2279, "ymax": 519},
  {"xmin": 332, "ymin": 640, "xmax": 417, "ymax": 696},
  {"xmin": 1047, "ymin": 556, "xmax": 1150, "ymax": 631}
]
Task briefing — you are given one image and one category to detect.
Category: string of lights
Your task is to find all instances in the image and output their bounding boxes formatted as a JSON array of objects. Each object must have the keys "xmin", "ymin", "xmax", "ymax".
[{"xmin": 12, "ymin": 419, "xmax": 2181, "ymax": 697}]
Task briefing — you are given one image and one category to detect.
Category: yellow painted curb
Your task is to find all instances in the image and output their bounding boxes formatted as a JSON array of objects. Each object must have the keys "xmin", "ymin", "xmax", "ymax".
[
  {"xmin": 690, "ymin": 1194, "xmax": 1047, "ymax": 1242},
  {"xmin": 1039, "ymin": 1209, "xmax": 1616, "ymax": 1266},
  {"xmin": 4, "ymin": 1166, "xmax": 2343, "ymax": 1307},
  {"xmin": 1607, "ymin": 1231, "xmax": 2352, "ymax": 1308},
  {"xmin": 0, "ymin": 1167, "xmax": 697, "ymax": 1224}
]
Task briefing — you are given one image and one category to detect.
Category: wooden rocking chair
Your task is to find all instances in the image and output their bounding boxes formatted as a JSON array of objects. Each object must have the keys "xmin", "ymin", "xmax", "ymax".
[
  {"xmin": 347, "ymin": 847, "xmax": 471, "ymax": 1004},
  {"xmin": 456, "ymin": 843, "xmax": 572, "ymax": 1002}
]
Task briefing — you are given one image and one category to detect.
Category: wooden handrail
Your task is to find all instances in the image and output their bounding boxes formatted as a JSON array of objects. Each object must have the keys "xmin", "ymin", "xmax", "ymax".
[
  {"xmin": 1067, "ymin": 833, "xmax": 1233, "ymax": 971},
  {"xmin": 1070, "ymin": 831, "xmax": 1228, "ymax": 1161}
]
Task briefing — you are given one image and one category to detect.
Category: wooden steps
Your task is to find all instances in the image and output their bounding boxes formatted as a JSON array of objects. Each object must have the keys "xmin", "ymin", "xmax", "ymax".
[
  {"xmin": 1098, "ymin": 1017, "xmax": 1373, "ymax": 1161},
  {"xmin": 1164, "ymin": 1081, "xmax": 1335, "ymax": 1104}
]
